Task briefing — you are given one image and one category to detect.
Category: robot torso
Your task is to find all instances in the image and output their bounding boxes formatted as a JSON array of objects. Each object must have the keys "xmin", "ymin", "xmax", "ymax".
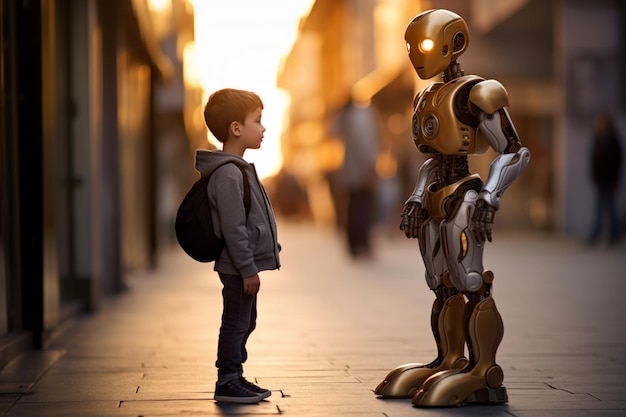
[{"xmin": 412, "ymin": 75, "xmax": 489, "ymax": 156}]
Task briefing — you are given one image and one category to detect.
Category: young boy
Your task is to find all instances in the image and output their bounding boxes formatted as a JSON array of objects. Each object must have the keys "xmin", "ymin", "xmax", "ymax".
[{"xmin": 195, "ymin": 88, "xmax": 281, "ymax": 404}]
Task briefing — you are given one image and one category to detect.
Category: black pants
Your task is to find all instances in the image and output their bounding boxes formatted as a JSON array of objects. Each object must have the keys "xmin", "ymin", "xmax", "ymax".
[{"xmin": 216, "ymin": 273, "xmax": 257, "ymax": 383}]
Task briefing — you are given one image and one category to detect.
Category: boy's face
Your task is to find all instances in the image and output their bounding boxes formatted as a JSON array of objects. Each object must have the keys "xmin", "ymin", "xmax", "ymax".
[{"xmin": 239, "ymin": 106, "xmax": 265, "ymax": 150}]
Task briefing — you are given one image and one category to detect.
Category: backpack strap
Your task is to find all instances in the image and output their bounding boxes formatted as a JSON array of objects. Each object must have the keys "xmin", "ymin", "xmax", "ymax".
[{"xmin": 234, "ymin": 163, "xmax": 251, "ymax": 217}]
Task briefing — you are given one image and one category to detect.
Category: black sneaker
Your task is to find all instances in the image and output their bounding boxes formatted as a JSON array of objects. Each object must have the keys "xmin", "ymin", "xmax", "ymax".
[
  {"xmin": 214, "ymin": 379, "xmax": 266, "ymax": 404},
  {"xmin": 239, "ymin": 376, "xmax": 271, "ymax": 399}
]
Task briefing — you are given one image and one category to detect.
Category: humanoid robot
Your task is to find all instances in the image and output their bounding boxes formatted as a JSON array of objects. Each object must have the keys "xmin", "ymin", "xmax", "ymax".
[{"xmin": 374, "ymin": 9, "xmax": 530, "ymax": 406}]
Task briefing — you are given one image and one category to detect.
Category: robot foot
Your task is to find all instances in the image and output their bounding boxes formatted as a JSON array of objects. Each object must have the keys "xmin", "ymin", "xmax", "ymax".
[
  {"xmin": 374, "ymin": 363, "xmax": 439, "ymax": 398},
  {"xmin": 374, "ymin": 358, "xmax": 468, "ymax": 398},
  {"xmin": 412, "ymin": 368, "xmax": 507, "ymax": 407},
  {"xmin": 466, "ymin": 385, "xmax": 508, "ymax": 404},
  {"xmin": 375, "ymin": 293, "xmax": 469, "ymax": 398}
]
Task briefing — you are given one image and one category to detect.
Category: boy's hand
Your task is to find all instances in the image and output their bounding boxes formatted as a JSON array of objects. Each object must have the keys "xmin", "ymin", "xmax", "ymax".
[{"xmin": 243, "ymin": 274, "xmax": 260, "ymax": 295}]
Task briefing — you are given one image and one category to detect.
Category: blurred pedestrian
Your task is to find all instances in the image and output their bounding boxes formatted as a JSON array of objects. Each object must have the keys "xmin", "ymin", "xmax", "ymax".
[
  {"xmin": 587, "ymin": 111, "xmax": 623, "ymax": 245},
  {"xmin": 197, "ymin": 88, "xmax": 281, "ymax": 403},
  {"xmin": 336, "ymin": 98, "xmax": 380, "ymax": 259}
]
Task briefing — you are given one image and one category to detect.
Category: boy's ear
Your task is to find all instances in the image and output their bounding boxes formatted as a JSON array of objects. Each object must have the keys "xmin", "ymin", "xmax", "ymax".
[{"xmin": 229, "ymin": 121, "xmax": 241, "ymax": 137}]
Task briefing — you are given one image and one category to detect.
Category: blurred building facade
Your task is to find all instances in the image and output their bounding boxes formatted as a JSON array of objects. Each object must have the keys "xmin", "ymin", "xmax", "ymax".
[
  {"xmin": 0, "ymin": 0, "xmax": 193, "ymax": 364},
  {"xmin": 277, "ymin": 0, "xmax": 418, "ymax": 230},
  {"xmin": 277, "ymin": 0, "xmax": 626, "ymax": 237}
]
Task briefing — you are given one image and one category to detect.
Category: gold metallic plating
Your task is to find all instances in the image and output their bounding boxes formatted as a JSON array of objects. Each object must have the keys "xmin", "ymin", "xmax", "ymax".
[
  {"xmin": 425, "ymin": 174, "xmax": 481, "ymax": 220},
  {"xmin": 412, "ymin": 297, "xmax": 506, "ymax": 407},
  {"xmin": 469, "ymin": 79, "xmax": 509, "ymax": 114},
  {"xmin": 460, "ymin": 231, "xmax": 468, "ymax": 258},
  {"xmin": 374, "ymin": 294, "xmax": 468, "ymax": 398},
  {"xmin": 482, "ymin": 270, "xmax": 494, "ymax": 284},
  {"xmin": 413, "ymin": 76, "xmax": 489, "ymax": 155},
  {"xmin": 405, "ymin": 10, "xmax": 470, "ymax": 79}
]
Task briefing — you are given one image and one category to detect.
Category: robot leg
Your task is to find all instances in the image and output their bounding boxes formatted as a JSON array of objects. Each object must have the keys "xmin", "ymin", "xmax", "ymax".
[
  {"xmin": 412, "ymin": 293, "xmax": 507, "ymax": 406},
  {"xmin": 412, "ymin": 190, "xmax": 507, "ymax": 406},
  {"xmin": 374, "ymin": 288, "xmax": 467, "ymax": 397},
  {"xmin": 374, "ymin": 220, "xmax": 468, "ymax": 398}
]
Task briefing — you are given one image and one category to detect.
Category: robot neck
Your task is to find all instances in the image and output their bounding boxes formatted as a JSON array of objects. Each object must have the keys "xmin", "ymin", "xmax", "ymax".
[{"xmin": 443, "ymin": 60, "xmax": 464, "ymax": 82}]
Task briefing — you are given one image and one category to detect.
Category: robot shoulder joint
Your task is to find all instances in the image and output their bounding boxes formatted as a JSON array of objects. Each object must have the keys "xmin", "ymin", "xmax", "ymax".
[{"xmin": 469, "ymin": 79, "xmax": 509, "ymax": 114}]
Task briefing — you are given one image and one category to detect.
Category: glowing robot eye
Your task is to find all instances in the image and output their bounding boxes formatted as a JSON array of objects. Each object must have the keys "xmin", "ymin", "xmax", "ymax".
[{"xmin": 419, "ymin": 38, "xmax": 434, "ymax": 53}]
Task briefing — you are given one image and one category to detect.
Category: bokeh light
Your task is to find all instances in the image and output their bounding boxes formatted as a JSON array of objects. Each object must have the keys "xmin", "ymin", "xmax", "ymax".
[{"xmin": 187, "ymin": 0, "xmax": 315, "ymax": 179}]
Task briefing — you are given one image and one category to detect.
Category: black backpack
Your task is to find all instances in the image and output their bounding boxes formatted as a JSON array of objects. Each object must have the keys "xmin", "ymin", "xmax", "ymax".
[{"xmin": 175, "ymin": 162, "xmax": 250, "ymax": 262}]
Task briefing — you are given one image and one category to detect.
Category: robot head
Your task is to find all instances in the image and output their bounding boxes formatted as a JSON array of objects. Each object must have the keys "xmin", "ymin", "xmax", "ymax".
[{"xmin": 404, "ymin": 9, "xmax": 470, "ymax": 79}]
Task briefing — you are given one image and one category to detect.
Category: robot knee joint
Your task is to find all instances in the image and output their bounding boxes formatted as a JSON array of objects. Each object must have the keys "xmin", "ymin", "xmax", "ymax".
[
  {"xmin": 464, "ymin": 271, "xmax": 483, "ymax": 292},
  {"xmin": 463, "ymin": 270, "xmax": 494, "ymax": 293}
]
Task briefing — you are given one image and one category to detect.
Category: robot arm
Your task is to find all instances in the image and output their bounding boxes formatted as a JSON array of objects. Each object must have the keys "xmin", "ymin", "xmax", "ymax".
[
  {"xmin": 406, "ymin": 158, "xmax": 437, "ymax": 206},
  {"xmin": 400, "ymin": 158, "xmax": 437, "ymax": 238},
  {"xmin": 480, "ymin": 147, "xmax": 531, "ymax": 209},
  {"xmin": 469, "ymin": 80, "xmax": 531, "ymax": 242},
  {"xmin": 470, "ymin": 79, "xmax": 521, "ymax": 154}
]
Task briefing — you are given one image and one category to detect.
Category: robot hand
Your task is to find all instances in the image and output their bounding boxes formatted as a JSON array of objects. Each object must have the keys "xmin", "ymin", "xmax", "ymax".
[
  {"xmin": 400, "ymin": 202, "xmax": 428, "ymax": 238},
  {"xmin": 472, "ymin": 199, "xmax": 496, "ymax": 243}
]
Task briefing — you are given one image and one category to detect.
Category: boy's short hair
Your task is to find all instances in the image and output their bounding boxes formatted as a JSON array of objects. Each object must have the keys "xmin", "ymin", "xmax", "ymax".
[{"xmin": 203, "ymin": 88, "xmax": 264, "ymax": 143}]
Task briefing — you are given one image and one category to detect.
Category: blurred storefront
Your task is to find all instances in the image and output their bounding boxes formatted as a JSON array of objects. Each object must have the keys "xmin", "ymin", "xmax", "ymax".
[
  {"xmin": 0, "ymin": 0, "xmax": 193, "ymax": 361},
  {"xmin": 276, "ymin": 0, "xmax": 419, "ymax": 231}
]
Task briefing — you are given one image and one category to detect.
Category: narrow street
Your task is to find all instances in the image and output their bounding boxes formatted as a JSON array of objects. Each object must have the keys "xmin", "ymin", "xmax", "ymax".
[{"xmin": 2, "ymin": 221, "xmax": 625, "ymax": 416}]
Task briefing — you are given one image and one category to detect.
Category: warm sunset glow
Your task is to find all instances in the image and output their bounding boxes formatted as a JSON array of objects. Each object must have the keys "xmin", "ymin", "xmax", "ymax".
[
  {"xmin": 147, "ymin": 0, "xmax": 170, "ymax": 13},
  {"xmin": 187, "ymin": 1, "xmax": 314, "ymax": 179}
]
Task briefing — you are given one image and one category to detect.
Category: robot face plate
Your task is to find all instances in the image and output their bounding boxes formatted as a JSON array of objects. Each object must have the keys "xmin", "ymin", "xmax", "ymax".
[{"xmin": 405, "ymin": 9, "xmax": 470, "ymax": 79}]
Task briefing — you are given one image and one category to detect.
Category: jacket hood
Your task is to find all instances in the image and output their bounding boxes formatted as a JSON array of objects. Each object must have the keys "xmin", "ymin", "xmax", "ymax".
[{"xmin": 195, "ymin": 149, "xmax": 249, "ymax": 177}]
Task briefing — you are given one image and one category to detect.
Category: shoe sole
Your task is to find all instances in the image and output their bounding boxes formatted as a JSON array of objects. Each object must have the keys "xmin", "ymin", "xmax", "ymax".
[
  {"xmin": 214, "ymin": 393, "xmax": 266, "ymax": 404},
  {"xmin": 255, "ymin": 390, "xmax": 272, "ymax": 400}
]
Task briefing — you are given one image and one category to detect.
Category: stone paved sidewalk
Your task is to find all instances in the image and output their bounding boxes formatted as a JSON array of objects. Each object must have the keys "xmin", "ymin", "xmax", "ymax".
[{"xmin": 0, "ymin": 222, "xmax": 625, "ymax": 416}]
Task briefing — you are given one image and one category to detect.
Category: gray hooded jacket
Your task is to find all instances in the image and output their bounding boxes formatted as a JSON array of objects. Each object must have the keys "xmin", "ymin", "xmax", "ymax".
[{"xmin": 195, "ymin": 149, "xmax": 280, "ymax": 278}]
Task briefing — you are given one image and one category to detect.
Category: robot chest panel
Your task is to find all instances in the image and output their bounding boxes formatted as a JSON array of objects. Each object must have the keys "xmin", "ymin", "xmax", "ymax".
[{"xmin": 412, "ymin": 79, "xmax": 483, "ymax": 155}]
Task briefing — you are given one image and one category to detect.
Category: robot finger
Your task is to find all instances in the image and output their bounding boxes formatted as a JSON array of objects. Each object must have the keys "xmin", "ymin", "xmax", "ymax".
[{"xmin": 478, "ymin": 222, "xmax": 492, "ymax": 243}]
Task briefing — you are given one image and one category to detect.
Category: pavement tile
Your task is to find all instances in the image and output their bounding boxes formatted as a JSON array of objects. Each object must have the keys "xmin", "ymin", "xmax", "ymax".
[
  {"xmin": 3, "ymin": 402, "xmax": 124, "ymax": 417},
  {"xmin": 18, "ymin": 372, "xmax": 145, "ymax": 403},
  {"xmin": 0, "ymin": 351, "xmax": 66, "ymax": 394},
  {"xmin": 120, "ymin": 399, "xmax": 282, "ymax": 415}
]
